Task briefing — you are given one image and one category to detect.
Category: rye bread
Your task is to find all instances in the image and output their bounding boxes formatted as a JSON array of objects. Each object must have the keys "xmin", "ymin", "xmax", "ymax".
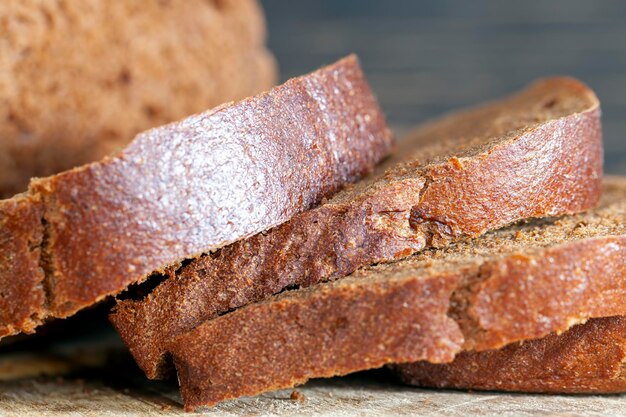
[
  {"xmin": 169, "ymin": 177, "xmax": 626, "ymax": 410},
  {"xmin": 0, "ymin": 55, "xmax": 393, "ymax": 338},
  {"xmin": 0, "ymin": 0, "xmax": 276, "ymax": 197},
  {"xmin": 394, "ymin": 315, "xmax": 626, "ymax": 394},
  {"xmin": 111, "ymin": 77, "xmax": 603, "ymax": 379}
]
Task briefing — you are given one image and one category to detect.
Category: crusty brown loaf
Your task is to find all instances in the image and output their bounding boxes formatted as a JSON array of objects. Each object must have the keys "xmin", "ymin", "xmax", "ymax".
[
  {"xmin": 394, "ymin": 316, "xmax": 626, "ymax": 394},
  {"xmin": 0, "ymin": 0, "xmax": 276, "ymax": 197},
  {"xmin": 111, "ymin": 77, "xmax": 603, "ymax": 379},
  {"xmin": 169, "ymin": 177, "xmax": 625, "ymax": 410},
  {"xmin": 0, "ymin": 55, "xmax": 393, "ymax": 338}
]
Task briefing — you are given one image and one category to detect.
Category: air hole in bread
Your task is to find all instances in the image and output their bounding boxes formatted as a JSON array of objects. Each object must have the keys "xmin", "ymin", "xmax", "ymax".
[
  {"xmin": 118, "ymin": 68, "xmax": 132, "ymax": 85},
  {"xmin": 543, "ymin": 98, "xmax": 558, "ymax": 109},
  {"xmin": 143, "ymin": 105, "xmax": 159, "ymax": 119},
  {"xmin": 207, "ymin": 0, "xmax": 227, "ymax": 11}
]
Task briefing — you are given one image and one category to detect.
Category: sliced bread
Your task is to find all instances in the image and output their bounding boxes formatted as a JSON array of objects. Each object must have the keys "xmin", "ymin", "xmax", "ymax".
[
  {"xmin": 394, "ymin": 315, "xmax": 626, "ymax": 394},
  {"xmin": 169, "ymin": 177, "xmax": 625, "ymax": 410},
  {"xmin": 111, "ymin": 77, "xmax": 603, "ymax": 379},
  {"xmin": 0, "ymin": 55, "xmax": 393, "ymax": 338},
  {"xmin": 0, "ymin": 0, "xmax": 276, "ymax": 197}
]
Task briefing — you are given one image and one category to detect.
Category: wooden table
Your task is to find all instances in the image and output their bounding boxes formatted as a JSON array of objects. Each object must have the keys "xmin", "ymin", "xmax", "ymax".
[{"xmin": 1, "ymin": 327, "xmax": 624, "ymax": 417}]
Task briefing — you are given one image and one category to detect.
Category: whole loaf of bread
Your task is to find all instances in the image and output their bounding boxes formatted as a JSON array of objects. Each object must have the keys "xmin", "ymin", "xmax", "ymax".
[{"xmin": 0, "ymin": 0, "xmax": 276, "ymax": 196}]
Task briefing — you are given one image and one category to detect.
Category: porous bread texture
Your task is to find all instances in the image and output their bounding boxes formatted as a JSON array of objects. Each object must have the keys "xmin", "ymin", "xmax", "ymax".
[
  {"xmin": 111, "ymin": 76, "xmax": 603, "ymax": 379},
  {"xmin": 394, "ymin": 315, "xmax": 626, "ymax": 394},
  {"xmin": 0, "ymin": 193, "xmax": 44, "ymax": 336},
  {"xmin": 169, "ymin": 177, "xmax": 625, "ymax": 410},
  {"xmin": 0, "ymin": 0, "xmax": 276, "ymax": 196},
  {"xmin": 0, "ymin": 56, "xmax": 393, "ymax": 339}
]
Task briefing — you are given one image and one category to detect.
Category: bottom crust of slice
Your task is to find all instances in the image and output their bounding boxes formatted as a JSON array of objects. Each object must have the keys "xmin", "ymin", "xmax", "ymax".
[{"xmin": 393, "ymin": 316, "xmax": 626, "ymax": 394}]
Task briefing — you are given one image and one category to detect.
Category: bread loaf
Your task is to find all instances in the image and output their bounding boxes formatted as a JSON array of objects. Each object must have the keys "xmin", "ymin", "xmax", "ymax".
[{"xmin": 0, "ymin": 0, "xmax": 276, "ymax": 196}]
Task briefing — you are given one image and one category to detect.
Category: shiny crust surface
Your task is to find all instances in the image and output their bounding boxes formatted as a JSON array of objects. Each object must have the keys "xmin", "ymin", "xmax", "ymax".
[
  {"xmin": 395, "ymin": 316, "xmax": 626, "ymax": 394},
  {"xmin": 111, "ymin": 77, "xmax": 604, "ymax": 379},
  {"xmin": 0, "ymin": 55, "xmax": 393, "ymax": 337}
]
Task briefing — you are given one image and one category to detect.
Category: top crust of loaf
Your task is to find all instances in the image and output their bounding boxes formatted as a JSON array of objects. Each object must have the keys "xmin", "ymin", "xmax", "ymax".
[
  {"xmin": 0, "ymin": 0, "xmax": 276, "ymax": 197},
  {"xmin": 0, "ymin": 55, "xmax": 393, "ymax": 338},
  {"xmin": 169, "ymin": 177, "xmax": 626, "ymax": 410},
  {"xmin": 111, "ymin": 76, "xmax": 603, "ymax": 380}
]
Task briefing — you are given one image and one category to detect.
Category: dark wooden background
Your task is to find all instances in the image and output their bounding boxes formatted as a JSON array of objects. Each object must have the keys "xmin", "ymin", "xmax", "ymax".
[{"xmin": 263, "ymin": 0, "xmax": 626, "ymax": 175}]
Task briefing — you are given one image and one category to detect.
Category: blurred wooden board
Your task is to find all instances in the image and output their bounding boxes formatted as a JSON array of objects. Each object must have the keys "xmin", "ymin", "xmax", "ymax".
[
  {"xmin": 1, "ymin": 366, "xmax": 625, "ymax": 416},
  {"xmin": 0, "ymin": 334, "xmax": 624, "ymax": 417}
]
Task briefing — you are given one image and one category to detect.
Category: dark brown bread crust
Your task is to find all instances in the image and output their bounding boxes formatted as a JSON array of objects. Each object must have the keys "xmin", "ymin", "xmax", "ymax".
[
  {"xmin": 0, "ymin": 0, "xmax": 276, "ymax": 197},
  {"xmin": 457, "ymin": 239, "xmax": 626, "ymax": 352},
  {"xmin": 175, "ymin": 274, "xmax": 464, "ymax": 408},
  {"xmin": 111, "ymin": 77, "xmax": 604, "ymax": 379},
  {"xmin": 394, "ymin": 316, "xmax": 626, "ymax": 394},
  {"xmin": 0, "ymin": 194, "xmax": 45, "ymax": 336},
  {"xmin": 0, "ymin": 55, "xmax": 393, "ymax": 338},
  {"xmin": 169, "ymin": 178, "xmax": 625, "ymax": 410}
]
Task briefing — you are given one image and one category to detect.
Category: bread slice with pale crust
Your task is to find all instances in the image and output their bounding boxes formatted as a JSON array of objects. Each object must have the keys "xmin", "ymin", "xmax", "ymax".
[
  {"xmin": 111, "ymin": 77, "xmax": 603, "ymax": 380},
  {"xmin": 0, "ymin": 56, "xmax": 393, "ymax": 339},
  {"xmin": 169, "ymin": 177, "xmax": 625, "ymax": 410},
  {"xmin": 394, "ymin": 315, "xmax": 626, "ymax": 394}
]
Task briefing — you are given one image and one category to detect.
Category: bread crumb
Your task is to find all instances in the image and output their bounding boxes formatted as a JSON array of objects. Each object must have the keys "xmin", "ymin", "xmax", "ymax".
[
  {"xmin": 290, "ymin": 390, "xmax": 305, "ymax": 403},
  {"xmin": 448, "ymin": 156, "xmax": 464, "ymax": 169}
]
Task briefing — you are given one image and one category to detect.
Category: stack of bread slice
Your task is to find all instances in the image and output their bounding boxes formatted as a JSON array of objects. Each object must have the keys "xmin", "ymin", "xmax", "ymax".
[
  {"xmin": 1, "ymin": 52, "xmax": 622, "ymax": 410},
  {"xmin": 109, "ymin": 62, "xmax": 620, "ymax": 410},
  {"xmin": 0, "ymin": 56, "xmax": 393, "ymax": 338}
]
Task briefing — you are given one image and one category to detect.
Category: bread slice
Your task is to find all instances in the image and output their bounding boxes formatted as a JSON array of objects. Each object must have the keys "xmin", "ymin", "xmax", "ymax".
[
  {"xmin": 394, "ymin": 315, "xmax": 626, "ymax": 394},
  {"xmin": 168, "ymin": 177, "xmax": 625, "ymax": 410},
  {"xmin": 111, "ymin": 77, "xmax": 603, "ymax": 379},
  {"xmin": 0, "ymin": 55, "xmax": 393, "ymax": 338},
  {"xmin": 0, "ymin": 0, "xmax": 276, "ymax": 197}
]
